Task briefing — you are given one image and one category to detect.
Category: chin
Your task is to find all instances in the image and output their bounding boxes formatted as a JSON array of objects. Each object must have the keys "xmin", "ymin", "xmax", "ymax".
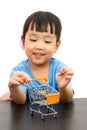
[{"xmin": 33, "ymin": 61, "xmax": 49, "ymax": 66}]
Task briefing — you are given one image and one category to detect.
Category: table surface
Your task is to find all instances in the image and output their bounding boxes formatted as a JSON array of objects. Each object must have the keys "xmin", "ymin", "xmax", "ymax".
[{"xmin": 0, "ymin": 98, "xmax": 87, "ymax": 130}]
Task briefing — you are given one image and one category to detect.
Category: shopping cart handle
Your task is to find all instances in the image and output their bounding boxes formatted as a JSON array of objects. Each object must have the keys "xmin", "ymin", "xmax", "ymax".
[{"xmin": 23, "ymin": 77, "xmax": 48, "ymax": 83}]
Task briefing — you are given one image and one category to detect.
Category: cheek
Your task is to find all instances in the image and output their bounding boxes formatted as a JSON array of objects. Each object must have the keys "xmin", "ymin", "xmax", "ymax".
[
  {"xmin": 46, "ymin": 46, "xmax": 56, "ymax": 53},
  {"xmin": 24, "ymin": 46, "xmax": 32, "ymax": 56},
  {"xmin": 25, "ymin": 43, "xmax": 33, "ymax": 51}
]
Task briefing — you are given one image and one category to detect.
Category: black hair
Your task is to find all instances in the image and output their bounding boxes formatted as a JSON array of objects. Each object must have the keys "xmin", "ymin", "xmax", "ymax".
[{"xmin": 22, "ymin": 11, "xmax": 62, "ymax": 42}]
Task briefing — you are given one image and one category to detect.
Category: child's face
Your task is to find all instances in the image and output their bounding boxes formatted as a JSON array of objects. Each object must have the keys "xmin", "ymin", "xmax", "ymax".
[{"xmin": 22, "ymin": 25, "xmax": 60, "ymax": 66}]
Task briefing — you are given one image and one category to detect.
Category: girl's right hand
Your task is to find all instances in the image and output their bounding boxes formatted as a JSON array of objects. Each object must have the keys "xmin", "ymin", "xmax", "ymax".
[{"xmin": 8, "ymin": 71, "xmax": 31, "ymax": 88}]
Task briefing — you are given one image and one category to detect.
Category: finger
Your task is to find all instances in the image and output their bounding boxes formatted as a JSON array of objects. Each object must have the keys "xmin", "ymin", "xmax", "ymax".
[
  {"xmin": 65, "ymin": 75, "xmax": 72, "ymax": 80},
  {"xmin": 8, "ymin": 79, "xmax": 21, "ymax": 87},
  {"xmin": 65, "ymin": 70, "xmax": 74, "ymax": 76},
  {"xmin": 12, "ymin": 75, "xmax": 24, "ymax": 84},
  {"xmin": 61, "ymin": 66, "xmax": 74, "ymax": 75},
  {"xmin": 14, "ymin": 71, "xmax": 30, "ymax": 78},
  {"xmin": 13, "ymin": 71, "xmax": 31, "ymax": 83}
]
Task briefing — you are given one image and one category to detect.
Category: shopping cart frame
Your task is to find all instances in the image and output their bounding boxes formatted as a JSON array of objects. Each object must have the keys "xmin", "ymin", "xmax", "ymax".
[{"xmin": 28, "ymin": 83, "xmax": 60, "ymax": 120}]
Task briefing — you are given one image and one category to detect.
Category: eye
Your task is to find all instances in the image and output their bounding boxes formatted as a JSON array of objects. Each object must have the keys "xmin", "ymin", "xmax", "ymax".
[
  {"xmin": 45, "ymin": 41, "xmax": 51, "ymax": 44},
  {"xmin": 29, "ymin": 39, "xmax": 37, "ymax": 42}
]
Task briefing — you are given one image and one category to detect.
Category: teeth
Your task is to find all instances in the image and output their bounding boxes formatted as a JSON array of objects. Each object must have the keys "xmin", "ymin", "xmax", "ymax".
[{"xmin": 34, "ymin": 53, "xmax": 44, "ymax": 55}]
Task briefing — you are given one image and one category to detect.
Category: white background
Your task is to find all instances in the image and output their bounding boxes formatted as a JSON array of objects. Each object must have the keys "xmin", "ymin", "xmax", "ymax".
[{"xmin": 0, "ymin": 0, "xmax": 87, "ymax": 98}]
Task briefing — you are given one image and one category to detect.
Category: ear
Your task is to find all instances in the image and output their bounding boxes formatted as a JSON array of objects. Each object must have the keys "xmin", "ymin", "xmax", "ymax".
[
  {"xmin": 20, "ymin": 36, "xmax": 25, "ymax": 49},
  {"xmin": 54, "ymin": 40, "xmax": 61, "ymax": 53}
]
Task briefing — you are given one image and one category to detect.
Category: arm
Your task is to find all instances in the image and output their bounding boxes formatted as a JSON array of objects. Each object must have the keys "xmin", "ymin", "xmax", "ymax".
[
  {"xmin": 8, "ymin": 71, "xmax": 30, "ymax": 104},
  {"xmin": 56, "ymin": 66, "xmax": 74, "ymax": 103},
  {"xmin": 59, "ymin": 86, "xmax": 73, "ymax": 103},
  {"xmin": 0, "ymin": 92, "xmax": 11, "ymax": 101}
]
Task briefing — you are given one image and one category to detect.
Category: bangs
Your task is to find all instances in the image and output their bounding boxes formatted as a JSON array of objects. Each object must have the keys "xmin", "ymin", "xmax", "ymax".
[{"xmin": 29, "ymin": 12, "xmax": 55, "ymax": 33}]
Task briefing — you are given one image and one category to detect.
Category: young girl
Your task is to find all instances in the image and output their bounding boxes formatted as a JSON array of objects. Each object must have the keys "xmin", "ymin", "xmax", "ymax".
[{"xmin": 8, "ymin": 11, "xmax": 74, "ymax": 104}]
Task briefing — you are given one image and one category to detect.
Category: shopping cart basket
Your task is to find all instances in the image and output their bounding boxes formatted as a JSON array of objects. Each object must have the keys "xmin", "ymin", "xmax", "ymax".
[{"xmin": 28, "ymin": 83, "xmax": 60, "ymax": 120}]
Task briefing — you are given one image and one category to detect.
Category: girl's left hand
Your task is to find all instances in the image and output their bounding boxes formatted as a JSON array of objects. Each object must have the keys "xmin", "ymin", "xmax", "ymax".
[{"xmin": 56, "ymin": 66, "xmax": 74, "ymax": 89}]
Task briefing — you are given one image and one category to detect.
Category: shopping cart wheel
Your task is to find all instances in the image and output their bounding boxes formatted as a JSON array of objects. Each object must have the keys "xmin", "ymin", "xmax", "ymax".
[
  {"xmin": 54, "ymin": 114, "xmax": 57, "ymax": 119},
  {"xmin": 41, "ymin": 115, "xmax": 45, "ymax": 121},
  {"xmin": 46, "ymin": 108, "xmax": 49, "ymax": 113},
  {"xmin": 30, "ymin": 111, "xmax": 34, "ymax": 116}
]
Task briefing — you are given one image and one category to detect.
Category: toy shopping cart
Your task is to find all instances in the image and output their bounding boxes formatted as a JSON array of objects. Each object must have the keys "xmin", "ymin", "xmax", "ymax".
[{"xmin": 28, "ymin": 84, "xmax": 60, "ymax": 120}]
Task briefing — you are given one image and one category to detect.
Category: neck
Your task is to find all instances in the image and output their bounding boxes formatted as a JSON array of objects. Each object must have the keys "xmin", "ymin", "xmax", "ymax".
[
  {"xmin": 29, "ymin": 61, "xmax": 50, "ymax": 78},
  {"xmin": 29, "ymin": 61, "xmax": 50, "ymax": 70}
]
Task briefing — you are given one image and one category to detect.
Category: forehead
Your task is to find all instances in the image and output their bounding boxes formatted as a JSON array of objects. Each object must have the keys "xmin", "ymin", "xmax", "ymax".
[{"xmin": 26, "ymin": 28, "xmax": 56, "ymax": 40}]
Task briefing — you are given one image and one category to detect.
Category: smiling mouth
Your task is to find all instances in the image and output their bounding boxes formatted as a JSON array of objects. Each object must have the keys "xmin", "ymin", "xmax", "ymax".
[{"xmin": 33, "ymin": 52, "xmax": 45, "ymax": 58}]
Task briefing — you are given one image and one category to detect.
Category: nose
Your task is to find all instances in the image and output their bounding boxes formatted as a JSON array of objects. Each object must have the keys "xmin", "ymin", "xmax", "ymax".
[{"xmin": 35, "ymin": 41, "xmax": 44, "ymax": 49}]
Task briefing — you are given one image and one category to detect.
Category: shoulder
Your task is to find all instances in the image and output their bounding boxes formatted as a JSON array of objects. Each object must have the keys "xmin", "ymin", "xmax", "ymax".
[
  {"xmin": 10, "ymin": 59, "xmax": 29, "ymax": 76},
  {"xmin": 50, "ymin": 57, "xmax": 65, "ymax": 67},
  {"xmin": 50, "ymin": 57, "xmax": 66, "ymax": 73},
  {"xmin": 13, "ymin": 59, "xmax": 29, "ymax": 69},
  {"xmin": 17, "ymin": 59, "xmax": 29, "ymax": 67}
]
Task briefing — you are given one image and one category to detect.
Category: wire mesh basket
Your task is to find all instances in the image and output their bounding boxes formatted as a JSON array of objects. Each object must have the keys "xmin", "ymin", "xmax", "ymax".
[{"xmin": 28, "ymin": 84, "xmax": 60, "ymax": 120}]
